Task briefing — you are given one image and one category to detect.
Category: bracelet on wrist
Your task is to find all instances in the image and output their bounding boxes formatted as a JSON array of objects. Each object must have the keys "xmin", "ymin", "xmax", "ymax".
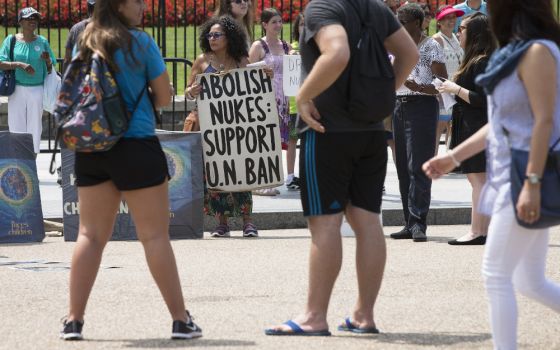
[{"xmin": 447, "ymin": 151, "xmax": 461, "ymax": 167}]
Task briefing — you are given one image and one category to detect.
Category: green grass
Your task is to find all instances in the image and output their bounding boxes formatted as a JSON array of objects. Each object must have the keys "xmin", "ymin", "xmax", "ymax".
[{"xmin": 2, "ymin": 24, "xmax": 296, "ymax": 95}]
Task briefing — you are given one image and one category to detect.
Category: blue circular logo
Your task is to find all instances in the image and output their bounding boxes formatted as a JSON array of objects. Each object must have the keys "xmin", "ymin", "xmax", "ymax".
[{"xmin": 0, "ymin": 167, "xmax": 30, "ymax": 202}]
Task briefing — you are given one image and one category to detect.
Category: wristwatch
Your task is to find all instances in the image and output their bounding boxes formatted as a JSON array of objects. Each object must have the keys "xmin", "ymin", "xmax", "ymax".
[{"xmin": 525, "ymin": 173, "xmax": 541, "ymax": 185}]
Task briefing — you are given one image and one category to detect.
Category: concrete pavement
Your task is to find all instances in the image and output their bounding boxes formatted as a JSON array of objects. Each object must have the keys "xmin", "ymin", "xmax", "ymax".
[
  {"xmin": 1, "ymin": 225, "xmax": 559, "ymax": 349},
  {"xmin": 38, "ymin": 142, "xmax": 473, "ymax": 230}
]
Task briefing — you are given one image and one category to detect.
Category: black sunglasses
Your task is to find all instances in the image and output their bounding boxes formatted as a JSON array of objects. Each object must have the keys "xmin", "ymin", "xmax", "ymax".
[
  {"xmin": 206, "ymin": 32, "xmax": 225, "ymax": 40},
  {"xmin": 232, "ymin": 0, "xmax": 249, "ymax": 3}
]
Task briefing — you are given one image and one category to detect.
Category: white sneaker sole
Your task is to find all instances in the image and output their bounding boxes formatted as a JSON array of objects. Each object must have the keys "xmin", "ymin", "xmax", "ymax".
[
  {"xmin": 210, "ymin": 232, "xmax": 230, "ymax": 238},
  {"xmin": 171, "ymin": 331, "xmax": 203, "ymax": 339}
]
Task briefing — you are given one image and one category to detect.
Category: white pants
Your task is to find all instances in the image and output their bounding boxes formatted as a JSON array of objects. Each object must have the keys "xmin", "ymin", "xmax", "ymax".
[
  {"xmin": 482, "ymin": 201, "xmax": 560, "ymax": 350},
  {"xmin": 8, "ymin": 85, "xmax": 44, "ymax": 153}
]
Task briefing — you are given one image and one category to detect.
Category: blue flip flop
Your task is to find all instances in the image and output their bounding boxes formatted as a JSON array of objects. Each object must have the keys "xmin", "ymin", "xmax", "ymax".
[
  {"xmin": 337, "ymin": 317, "xmax": 380, "ymax": 334},
  {"xmin": 265, "ymin": 320, "xmax": 331, "ymax": 336}
]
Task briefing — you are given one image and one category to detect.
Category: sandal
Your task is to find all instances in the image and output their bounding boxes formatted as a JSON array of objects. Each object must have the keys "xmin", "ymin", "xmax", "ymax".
[
  {"xmin": 243, "ymin": 223, "xmax": 258, "ymax": 238},
  {"xmin": 210, "ymin": 224, "xmax": 230, "ymax": 238}
]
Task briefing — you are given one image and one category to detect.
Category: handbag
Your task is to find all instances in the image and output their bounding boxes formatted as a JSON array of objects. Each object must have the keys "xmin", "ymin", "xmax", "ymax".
[
  {"xmin": 0, "ymin": 35, "xmax": 17, "ymax": 96},
  {"xmin": 510, "ymin": 136, "xmax": 560, "ymax": 229},
  {"xmin": 183, "ymin": 109, "xmax": 200, "ymax": 132}
]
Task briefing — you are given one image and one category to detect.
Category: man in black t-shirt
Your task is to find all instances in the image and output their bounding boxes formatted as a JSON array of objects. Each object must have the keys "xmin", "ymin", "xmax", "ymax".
[{"xmin": 265, "ymin": 0, "xmax": 419, "ymax": 336}]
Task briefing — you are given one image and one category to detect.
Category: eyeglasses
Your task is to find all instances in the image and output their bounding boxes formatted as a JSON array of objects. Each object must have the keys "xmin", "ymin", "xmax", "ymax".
[
  {"xmin": 206, "ymin": 32, "xmax": 225, "ymax": 40},
  {"xmin": 231, "ymin": 0, "xmax": 249, "ymax": 4},
  {"xmin": 399, "ymin": 19, "xmax": 411, "ymax": 25},
  {"xmin": 458, "ymin": 25, "xmax": 467, "ymax": 33}
]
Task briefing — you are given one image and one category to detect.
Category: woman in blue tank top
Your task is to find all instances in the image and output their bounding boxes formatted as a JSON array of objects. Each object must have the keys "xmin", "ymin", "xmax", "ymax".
[{"xmin": 60, "ymin": 0, "xmax": 202, "ymax": 341}]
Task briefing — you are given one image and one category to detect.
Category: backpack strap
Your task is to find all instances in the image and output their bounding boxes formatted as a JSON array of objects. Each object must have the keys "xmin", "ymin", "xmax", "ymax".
[
  {"xmin": 9, "ymin": 35, "xmax": 16, "ymax": 61},
  {"xmin": 259, "ymin": 39, "xmax": 270, "ymax": 55}
]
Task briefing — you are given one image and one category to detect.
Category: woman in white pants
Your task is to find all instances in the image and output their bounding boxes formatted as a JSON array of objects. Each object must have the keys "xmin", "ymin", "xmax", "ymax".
[
  {"xmin": 0, "ymin": 7, "xmax": 56, "ymax": 154},
  {"xmin": 423, "ymin": 0, "xmax": 560, "ymax": 348}
]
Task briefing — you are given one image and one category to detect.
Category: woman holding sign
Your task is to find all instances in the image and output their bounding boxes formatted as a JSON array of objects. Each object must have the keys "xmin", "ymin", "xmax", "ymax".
[
  {"xmin": 186, "ymin": 16, "xmax": 259, "ymax": 238},
  {"xmin": 249, "ymin": 8, "xmax": 295, "ymax": 195}
]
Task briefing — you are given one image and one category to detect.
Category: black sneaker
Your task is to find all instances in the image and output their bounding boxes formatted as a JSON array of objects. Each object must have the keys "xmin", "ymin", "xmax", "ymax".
[
  {"xmin": 60, "ymin": 319, "xmax": 83, "ymax": 341},
  {"xmin": 286, "ymin": 177, "xmax": 300, "ymax": 190},
  {"xmin": 56, "ymin": 166, "xmax": 62, "ymax": 186},
  {"xmin": 411, "ymin": 225, "xmax": 427, "ymax": 242},
  {"xmin": 171, "ymin": 311, "xmax": 202, "ymax": 340},
  {"xmin": 389, "ymin": 227, "xmax": 412, "ymax": 239}
]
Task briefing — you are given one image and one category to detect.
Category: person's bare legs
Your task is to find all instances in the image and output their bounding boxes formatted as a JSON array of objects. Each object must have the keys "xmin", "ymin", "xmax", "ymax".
[
  {"xmin": 455, "ymin": 172, "xmax": 490, "ymax": 241},
  {"xmin": 344, "ymin": 204, "xmax": 386, "ymax": 329},
  {"xmin": 68, "ymin": 181, "xmax": 122, "ymax": 322},
  {"xmin": 268, "ymin": 213, "xmax": 344, "ymax": 332},
  {"xmin": 123, "ymin": 181, "xmax": 187, "ymax": 322},
  {"xmin": 287, "ymin": 138, "xmax": 297, "ymax": 176}
]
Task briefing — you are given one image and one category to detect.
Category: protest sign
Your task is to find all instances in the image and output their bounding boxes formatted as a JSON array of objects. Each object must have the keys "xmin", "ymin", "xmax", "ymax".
[
  {"xmin": 62, "ymin": 132, "xmax": 204, "ymax": 241},
  {"xmin": 283, "ymin": 55, "xmax": 301, "ymax": 97},
  {"xmin": 196, "ymin": 67, "xmax": 284, "ymax": 192},
  {"xmin": 0, "ymin": 132, "xmax": 44, "ymax": 243}
]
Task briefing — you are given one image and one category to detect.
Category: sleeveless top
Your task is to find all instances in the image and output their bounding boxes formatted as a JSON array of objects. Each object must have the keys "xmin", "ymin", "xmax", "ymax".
[
  {"xmin": 260, "ymin": 38, "xmax": 290, "ymax": 143},
  {"xmin": 439, "ymin": 32, "xmax": 463, "ymax": 78},
  {"xmin": 437, "ymin": 32, "xmax": 463, "ymax": 114},
  {"xmin": 478, "ymin": 39, "xmax": 560, "ymax": 216}
]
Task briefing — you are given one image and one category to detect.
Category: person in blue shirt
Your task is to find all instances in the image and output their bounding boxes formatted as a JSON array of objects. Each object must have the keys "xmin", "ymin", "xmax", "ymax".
[
  {"xmin": 0, "ymin": 7, "xmax": 57, "ymax": 154},
  {"xmin": 453, "ymin": 0, "xmax": 487, "ymax": 32},
  {"xmin": 59, "ymin": 0, "xmax": 202, "ymax": 342}
]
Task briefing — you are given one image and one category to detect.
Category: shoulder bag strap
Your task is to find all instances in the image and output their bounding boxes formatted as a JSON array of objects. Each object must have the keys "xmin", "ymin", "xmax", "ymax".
[
  {"xmin": 9, "ymin": 35, "xmax": 16, "ymax": 61},
  {"xmin": 551, "ymin": 136, "xmax": 560, "ymax": 151}
]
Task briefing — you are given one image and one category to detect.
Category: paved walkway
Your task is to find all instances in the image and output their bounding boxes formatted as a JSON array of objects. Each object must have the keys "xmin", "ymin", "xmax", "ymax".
[
  {"xmin": 1, "ymin": 225, "xmax": 559, "ymax": 349},
  {"xmin": 38, "ymin": 142, "xmax": 472, "ymax": 228}
]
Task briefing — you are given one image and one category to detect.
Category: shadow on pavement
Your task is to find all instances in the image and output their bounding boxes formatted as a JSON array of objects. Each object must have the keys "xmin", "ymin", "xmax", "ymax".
[
  {"xmin": 90, "ymin": 338, "xmax": 257, "ymax": 348},
  {"xmin": 337, "ymin": 331, "xmax": 491, "ymax": 346}
]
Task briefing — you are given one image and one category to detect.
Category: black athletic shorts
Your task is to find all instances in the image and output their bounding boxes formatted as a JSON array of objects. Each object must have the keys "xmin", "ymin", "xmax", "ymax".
[
  {"xmin": 75, "ymin": 136, "xmax": 169, "ymax": 191},
  {"xmin": 299, "ymin": 130, "xmax": 387, "ymax": 216}
]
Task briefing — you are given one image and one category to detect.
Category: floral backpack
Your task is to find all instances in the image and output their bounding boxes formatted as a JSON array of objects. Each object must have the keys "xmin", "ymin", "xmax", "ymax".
[{"xmin": 52, "ymin": 53, "xmax": 147, "ymax": 153}]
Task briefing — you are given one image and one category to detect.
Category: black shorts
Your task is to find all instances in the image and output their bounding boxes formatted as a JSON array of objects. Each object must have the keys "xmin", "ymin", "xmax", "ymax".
[
  {"xmin": 75, "ymin": 136, "xmax": 169, "ymax": 191},
  {"xmin": 299, "ymin": 130, "xmax": 387, "ymax": 216}
]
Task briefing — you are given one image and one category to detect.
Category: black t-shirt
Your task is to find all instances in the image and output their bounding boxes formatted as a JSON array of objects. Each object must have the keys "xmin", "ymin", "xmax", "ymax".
[{"xmin": 298, "ymin": 0, "xmax": 401, "ymax": 132}]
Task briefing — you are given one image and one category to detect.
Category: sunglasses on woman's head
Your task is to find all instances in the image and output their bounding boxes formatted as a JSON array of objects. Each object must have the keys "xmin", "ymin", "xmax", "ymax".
[{"xmin": 206, "ymin": 32, "xmax": 225, "ymax": 40}]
